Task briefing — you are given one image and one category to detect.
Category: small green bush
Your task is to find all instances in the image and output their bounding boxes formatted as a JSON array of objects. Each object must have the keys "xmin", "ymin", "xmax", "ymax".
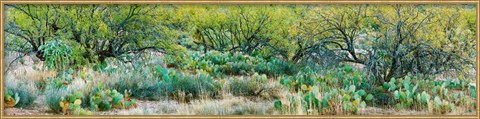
[
  {"xmin": 110, "ymin": 66, "xmax": 164, "ymax": 100},
  {"xmin": 9, "ymin": 88, "xmax": 36, "ymax": 108},
  {"xmin": 229, "ymin": 73, "xmax": 268, "ymax": 96},
  {"xmin": 4, "ymin": 78, "xmax": 37, "ymax": 108},
  {"xmin": 45, "ymin": 87, "xmax": 69, "ymax": 113},
  {"xmin": 165, "ymin": 71, "xmax": 222, "ymax": 98},
  {"xmin": 109, "ymin": 65, "xmax": 221, "ymax": 100}
]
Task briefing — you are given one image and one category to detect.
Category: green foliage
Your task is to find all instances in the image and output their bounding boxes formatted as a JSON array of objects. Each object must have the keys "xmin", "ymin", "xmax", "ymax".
[
  {"xmin": 378, "ymin": 75, "xmax": 476, "ymax": 113},
  {"xmin": 59, "ymin": 91, "xmax": 91, "ymax": 115},
  {"xmin": 340, "ymin": 85, "xmax": 367, "ymax": 114},
  {"xmin": 255, "ymin": 58, "xmax": 300, "ymax": 76},
  {"xmin": 432, "ymin": 96, "xmax": 455, "ymax": 114},
  {"xmin": 46, "ymin": 70, "xmax": 76, "ymax": 89},
  {"xmin": 89, "ymin": 89, "xmax": 137, "ymax": 111},
  {"xmin": 109, "ymin": 65, "xmax": 221, "ymax": 100},
  {"xmin": 279, "ymin": 71, "xmax": 316, "ymax": 92},
  {"xmin": 388, "ymin": 76, "xmax": 419, "ymax": 109},
  {"xmin": 93, "ymin": 61, "xmax": 108, "ymax": 72},
  {"xmin": 45, "ymin": 87, "xmax": 70, "ymax": 113},
  {"xmin": 229, "ymin": 73, "xmax": 268, "ymax": 96},
  {"xmin": 109, "ymin": 65, "xmax": 164, "ymax": 100},
  {"xmin": 275, "ymin": 85, "xmax": 368, "ymax": 115},
  {"xmin": 3, "ymin": 90, "xmax": 20, "ymax": 108},
  {"xmin": 39, "ymin": 40, "xmax": 73, "ymax": 71},
  {"xmin": 6, "ymin": 5, "xmax": 182, "ymax": 67},
  {"xmin": 4, "ymin": 81, "xmax": 37, "ymax": 108},
  {"xmin": 168, "ymin": 51, "xmax": 299, "ymax": 77},
  {"xmin": 6, "ymin": 89, "xmax": 35, "ymax": 108},
  {"xmin": 185, "ymin": 5, "xmax": 290, "ymax": 56},
  {"xmin": 163, "ymin": 70, "xmax": 222, "ymax": 98}
]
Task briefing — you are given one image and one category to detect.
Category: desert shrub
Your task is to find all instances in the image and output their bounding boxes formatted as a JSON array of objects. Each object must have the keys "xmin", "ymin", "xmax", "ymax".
[
  {"xmin": 164, "ymin": 70, "xmax": 222, "ymax": 98},
  {"xmin": 45, "ymin": 87, "xmax": 70, "ymax": 113},
  {"xmin": 229, "ymin": 73, "xmax": 268, "ymax": 96},
  {"xmin": 109, "ymin": 65, "xmax": 164, "ymax": 100},
  {"xmin": 4, "ymin": 77, "xmax": 37, "ymax": 108},
  {"xmin": 43, "ymin": 69, "xmax": 77, "ymax": 113},
  {"xmin": 255, "ymin": 58, "xmax": 299, "ymax": 76},
  {"xmin": 109, "ymin": 65, "xmax": 221, "ymax": 100},
  {"xmin": 9, "ymin": 88, "xmax": 36, "ymax": 108},
  {"xmin": 222, "ymin": 62, "xmax": 253, "ymax": 75}
]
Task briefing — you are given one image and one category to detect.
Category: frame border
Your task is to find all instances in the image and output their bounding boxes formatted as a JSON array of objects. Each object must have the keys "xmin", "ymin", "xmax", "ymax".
[{"xmin": 0, "ymin": 0, "xmax": 478, "ymax": 119}]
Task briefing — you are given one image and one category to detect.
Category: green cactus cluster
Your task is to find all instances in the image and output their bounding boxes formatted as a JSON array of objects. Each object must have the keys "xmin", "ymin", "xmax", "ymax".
[
  {"xmin": 279, "ymin": 71, "xmax": 317, "ymax": 92},
  {"xmin": 432, "ymin": 96, "xmax": 455, "ymax": 114},
  {"xmin": 59, "ymin": 91, "xmax": 93, "ymax": 115},
  {"xmin": 469, "ymin": 85, "xmax": 476, "ymax": 99},
  {"xmin": 382, "ymin": 76, "xmax": 434, "ymax": 109},
  {"xmin": 275, "ymin": 67, "xmax": 475, "ymax": 115},
  {"xmin": 50, "ymin": 89, "xmax": 138, "ymax": 115},
  {"xmin": 438, "ymin": 78, "xmax": 471, "ymax": 90},
  {"xmin": 339, "ymin": 85, "xmax": 368, "ymax": 114},
  {"xmin": 323, "ymin": 65, "xmax": 369, "ymax": 94},
  {"xmin": 389, "ymin": 76, "xmax": 419, "ymax": 109},
  {"xmin": 89, "ymin": 89, "xmax": 137, "ymax": 111},
  {"xmin": 164, "ymin": 51, "xmax": 299, "ymax": 78},
  {"xmin": 275, "ymin": 84, "xmax": 373, "ymax": 115},
  {"xmin": 430, "ymin": 82, "xmax": 450, "ymax": 99},
  {"xmin": 380, "ymin": 75, "xmax": 476, "ymax": 114},
  {"xmin": 274, "ymin": 88, "xmax": 322, "ymax": 114},
  {"xmin": 47, "ymin": 70, "xmax": 75, "ymax": 89},
  {"xmin": 275, "ymin": 65, "xmax": 377, "ymax": 115},
  {"xmin": 274, "ymin": 85, "xmax": 325, "ymax": 114}
]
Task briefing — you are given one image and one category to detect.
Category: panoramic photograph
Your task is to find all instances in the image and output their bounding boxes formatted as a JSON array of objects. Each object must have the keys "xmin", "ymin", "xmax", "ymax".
[{"xmin": 3, "ymin": 4, "xmax": 477, "ymax": 115}]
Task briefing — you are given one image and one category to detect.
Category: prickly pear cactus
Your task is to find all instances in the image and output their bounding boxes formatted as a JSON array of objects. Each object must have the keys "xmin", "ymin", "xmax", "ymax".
[
  {"xmin": 90, "ymin": 89, "xmax": 138, "ymax": 111},
  {"xmin": 4, "ymin": 90, "xmax": 20, "ymax": 108},
  {"xmin": 59, "ymin": 91, "xmax": 85, "ymax": 115}
]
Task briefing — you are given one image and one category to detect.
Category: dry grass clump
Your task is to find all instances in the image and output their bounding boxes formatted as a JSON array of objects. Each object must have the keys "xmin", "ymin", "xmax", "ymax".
[
  {"xmin": 178, "ymin": 97, "xmax": 275, "ymax": 115},
  {"xmin": 226, "ymin": 74, "xmax": 282, "ymax": 100},
  {"xmin": 6, "ymin": 61, "xmax": 56, "ymax": 92},
  {"xmin": 92, "ymin": 100, "xmax": 181, "ymax": 115}
]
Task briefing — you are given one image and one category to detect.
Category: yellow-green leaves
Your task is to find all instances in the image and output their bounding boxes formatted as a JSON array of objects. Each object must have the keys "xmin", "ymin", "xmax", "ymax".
[{"xmin": 74, "ymin": 99, "xmax": 82, "ymax": 106}]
